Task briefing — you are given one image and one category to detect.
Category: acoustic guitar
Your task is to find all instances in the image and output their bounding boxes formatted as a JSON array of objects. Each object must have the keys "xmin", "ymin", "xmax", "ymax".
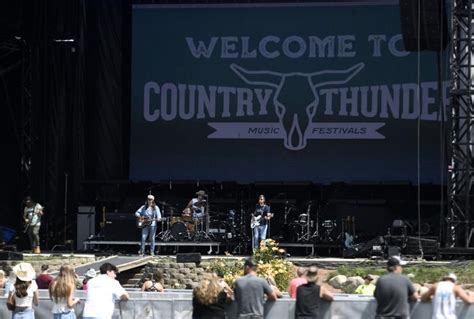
[{"xmin": 136, "ymin": 216, "xmax": 161, "ymax": 229}]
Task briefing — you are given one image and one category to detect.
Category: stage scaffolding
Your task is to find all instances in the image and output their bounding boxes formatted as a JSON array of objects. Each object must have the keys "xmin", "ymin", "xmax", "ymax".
[{"xmin": 447, "ymin": 0, "xmax": 474, "ymax": 247}]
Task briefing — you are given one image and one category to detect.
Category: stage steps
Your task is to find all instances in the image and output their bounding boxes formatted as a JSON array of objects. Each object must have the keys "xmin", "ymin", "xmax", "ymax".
[
  {"xmin": 71, "ymin": 255, "xmax": 153, "ymax": 278},
  {"xmin": 120, "ymin": 265, "xmax": 147, "ymax": 289}
]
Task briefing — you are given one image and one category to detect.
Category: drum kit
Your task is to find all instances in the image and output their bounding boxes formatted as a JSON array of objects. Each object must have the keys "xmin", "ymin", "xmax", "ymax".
[
  {"xmin": 157, "ymin": 199, "xmax": 208, "ymax": 242},
  {"xmin": 280, "ymin": 201, "xmax": 341, "ymax": 244}
]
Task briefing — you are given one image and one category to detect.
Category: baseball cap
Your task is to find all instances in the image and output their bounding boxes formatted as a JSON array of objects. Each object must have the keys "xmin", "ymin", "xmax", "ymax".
[
  {"xmin": 243, "ymin": 257, "xmax": 257, "ymax": 268},
  {"xmin": 363, "ymin": 274, "xmax": 374, "ymax": 281},
  {"xmin": 443, "ymin": 273, "xmax": 457, "ymax": 283},
  {"xmin": 305, "ymin": 266, "xmax": 318, "ymax": 282},
  {"xmin": 147, "ymin": 195, "xmax": 155, "ymax": 200},
  {"xmin": 387, "ymin": 255, "xmax": 407, "ymax": 267}
]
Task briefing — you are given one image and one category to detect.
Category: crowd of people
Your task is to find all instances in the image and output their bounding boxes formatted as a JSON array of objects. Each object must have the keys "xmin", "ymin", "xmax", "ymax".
[
  {"xmin": 2, "ymin": 262, "xmax": 128, "ymax": 319},
  {"xmin": 0, "ymin": 256, "xmax": 474, "ymax": 319},
  {"xmin": 189, "ymin": 255, "xmax": 474, "ymax": 319}
]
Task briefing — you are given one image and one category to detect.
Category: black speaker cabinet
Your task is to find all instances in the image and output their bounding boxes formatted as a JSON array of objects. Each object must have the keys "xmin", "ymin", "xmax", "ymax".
[
  {"xmin": 103, "ymin": 213, "xmax": 140, "ymax": 241},
  {"xmin": 176, "ymin": 252, "xmax": 201, "ymax": 264},
  {"xmin": 387, "ymin": 246, "xmax": 401, "ymax": 258},
  {"xmin": 0, "ymin": 251, "xmax": 23, "ymax": 260}
]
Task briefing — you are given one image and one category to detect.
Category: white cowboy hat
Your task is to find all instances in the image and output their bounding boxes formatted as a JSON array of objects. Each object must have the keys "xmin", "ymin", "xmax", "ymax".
[
  {"xmin": 13, "ymin": 263, "xmax": 36, "ymax": 282},
  {"xmin": 85, "ymin": 268, "xmax": 97, "ymax": 278}
]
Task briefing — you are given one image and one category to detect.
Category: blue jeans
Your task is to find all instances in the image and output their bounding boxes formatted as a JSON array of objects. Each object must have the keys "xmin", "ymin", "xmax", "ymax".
[
  {"xmin": 140, "ymin": 225, "xmax": 157, "ymax": 254},
  {"xmin": 53, "ymin": 312, "xmax": 76, "ymax": 319},
  {"xmin": 253, "ymin": 224, "xmax": 268, "ymax": 249},
  {"xmin": 12, "ymin": 308, "xmax": 34, "ymax": 319}
]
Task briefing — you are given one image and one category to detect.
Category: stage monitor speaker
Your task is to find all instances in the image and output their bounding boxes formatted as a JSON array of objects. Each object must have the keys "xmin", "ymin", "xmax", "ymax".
[
  {"xmin": 399, "ymin": 0, "xmax": 449, "ymax": 52},
  {"xmin": 176, "ymin": 252, "xmax": 201, "ymax": 264},
  {"xmin": 0, "ymin": 251, "xmax": 23, "ymax": 260},
  {"xmin": 103, "ymin": 213, "xmax": 140, "ymax": 241},
  {"xmin": 387, "ymin": 246, "xmax": 401, "ymax": 258}
]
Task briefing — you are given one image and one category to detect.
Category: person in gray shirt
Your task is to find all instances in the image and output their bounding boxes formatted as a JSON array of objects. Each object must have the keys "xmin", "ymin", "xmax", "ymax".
[
  {"xmin": 374, "ymin": 256, "xmax": 419, "ymax": 319},
  {"xmin": 235, "ymin": 257, "xmax": 278, "ymax": 319}
]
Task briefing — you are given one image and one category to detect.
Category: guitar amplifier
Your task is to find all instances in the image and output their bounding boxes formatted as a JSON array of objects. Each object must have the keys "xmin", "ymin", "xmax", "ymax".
[{"xmin": 103, "ymin": 213, "xmax": 139, "ymax": 241}]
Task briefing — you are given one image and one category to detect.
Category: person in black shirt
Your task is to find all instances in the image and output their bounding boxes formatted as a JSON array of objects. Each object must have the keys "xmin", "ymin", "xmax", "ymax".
[
  {"xmin": 252, "ymin": 195, "xmax": 273, "ymax": 250},
  {"xmin": 192, "ymin": 273, "xmax": 231, "ymax": 319},
  {"xmin": 141, "ymin": 270, "xmax": 164, "ymax": 292},
  {"xmin": 295, "ymin": 266, "xmax": 333, "ymax": 319}
]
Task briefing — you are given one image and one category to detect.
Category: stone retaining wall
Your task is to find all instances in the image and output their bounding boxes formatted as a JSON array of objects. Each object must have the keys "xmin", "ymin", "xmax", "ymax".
[{"xmin": 140, "ymin": 260, "xmax": 213, "ymax": 289}]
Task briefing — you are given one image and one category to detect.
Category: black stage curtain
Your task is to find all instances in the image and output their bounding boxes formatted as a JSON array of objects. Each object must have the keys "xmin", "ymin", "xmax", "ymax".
[
  {"xmin": 84, "ymin": 0, "xmax": 129, "ymax": 182},
  {"xmin": 27, "ymin": 0, "xmax": 87, "ymax": 245},
  {"xmin": 1, "ymin": 0, "xmax": 131, "ymax": 248}
]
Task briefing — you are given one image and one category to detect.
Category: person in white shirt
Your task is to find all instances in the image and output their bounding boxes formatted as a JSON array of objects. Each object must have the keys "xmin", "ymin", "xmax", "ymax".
[
  {"xmin": 6, "ymin": 262, "xmax": 39, "ymax": 319},
  {"xmin": 421, "ymin": 272, "xmax": 474, "ymax": 319},
  {"xmin": 82, "ymin": 262, "xmax": 129, "ymax": 319},
  {"xmin": 22, "ymin": 196, "xmax": 44, "ymax": 254},
  {"xmin": 135, "ymin": 194, "xmax": 161, "ymax": 256}
]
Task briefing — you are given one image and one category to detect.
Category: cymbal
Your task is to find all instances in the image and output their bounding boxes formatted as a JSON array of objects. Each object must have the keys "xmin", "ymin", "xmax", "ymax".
[
  {"xmin": 209, "ymin": 211, "xmax": 227, "ymax": 216},
  {"xmin": 156, "ymin": 200, "xmax": 173, "ymax": 206}
]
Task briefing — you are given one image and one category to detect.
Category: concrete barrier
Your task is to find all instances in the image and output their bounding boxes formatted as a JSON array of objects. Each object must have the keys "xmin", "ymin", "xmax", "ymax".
[{"xmin": 1, "ymin": 290, "xmax": 474, "ymax": 318}]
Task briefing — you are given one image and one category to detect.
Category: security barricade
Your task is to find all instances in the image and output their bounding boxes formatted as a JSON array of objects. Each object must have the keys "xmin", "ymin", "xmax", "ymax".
[{"xmin": 1, "ymin": 291, "xmax": 474, "ymax": 318}]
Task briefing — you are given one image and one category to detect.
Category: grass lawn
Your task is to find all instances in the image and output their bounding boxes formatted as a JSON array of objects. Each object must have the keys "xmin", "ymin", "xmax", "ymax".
[{"xmin": 329, "ymin": 260, "xmax": 474, "ymax": 285}]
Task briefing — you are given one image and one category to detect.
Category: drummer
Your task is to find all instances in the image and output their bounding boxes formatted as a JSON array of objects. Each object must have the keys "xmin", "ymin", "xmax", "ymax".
[{"xmin": 184, "ymin": 190, "xmax": 207, "ymax": 221}]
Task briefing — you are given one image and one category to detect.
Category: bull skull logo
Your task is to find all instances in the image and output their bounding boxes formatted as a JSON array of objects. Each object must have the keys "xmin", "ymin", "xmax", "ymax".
[{"xmin": 230, "ymin": 62, "xmax": 365, "ymax": 150}]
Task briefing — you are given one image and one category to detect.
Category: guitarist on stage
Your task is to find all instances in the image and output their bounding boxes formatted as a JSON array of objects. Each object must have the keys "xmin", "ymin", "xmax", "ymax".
[
  {"xmin": 252, "ymin": 194, "xmax": 272, "ymax": 251},
  {"xmin": 135, "ymin": 194, "xmax": 161, "ymax": 256},
  {"xmin": 23, "ymin": 196, "xmax": 44, "ymax": 254}
]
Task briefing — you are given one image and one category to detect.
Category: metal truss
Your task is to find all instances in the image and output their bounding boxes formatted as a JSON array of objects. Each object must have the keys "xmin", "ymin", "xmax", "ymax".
[{"xmin": 447, "ymin": 0, "xmax": 474, "ymax": 247}]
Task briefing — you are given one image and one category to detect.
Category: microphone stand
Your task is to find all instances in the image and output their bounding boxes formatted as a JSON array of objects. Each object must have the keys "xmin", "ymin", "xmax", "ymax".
[{"xmin": 233, "ymin": 200, "xmax": 247, "ymax": 254}]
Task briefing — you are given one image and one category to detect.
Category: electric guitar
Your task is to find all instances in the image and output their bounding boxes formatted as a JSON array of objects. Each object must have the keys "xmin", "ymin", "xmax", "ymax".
[
  {"xmin": 344, "ymin": 232, "xmax": 354, "ymax": 249},
  {"xmin": 23, "ymin": 216, "xmax": 40, "ymax": 233},
  {"xmin": 250, "ymin": 213, "xmax": 273, "ymax": 229},
  {"xmin": 136, "ymin": 216, "xmax": 161, "ymax": 229},
  {"xmin": 23, "ymin": 219, "xmax": 32, "ymax": 233},
  {"xmin": 23, "ymin": 207, "xmax": 43, "ymax": 233}
]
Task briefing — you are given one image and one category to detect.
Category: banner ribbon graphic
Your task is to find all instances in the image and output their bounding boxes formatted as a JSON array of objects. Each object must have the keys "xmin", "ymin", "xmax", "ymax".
[{"xmin": 208, "ymin": 122, "xmax": 385, "ymax": 139}]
